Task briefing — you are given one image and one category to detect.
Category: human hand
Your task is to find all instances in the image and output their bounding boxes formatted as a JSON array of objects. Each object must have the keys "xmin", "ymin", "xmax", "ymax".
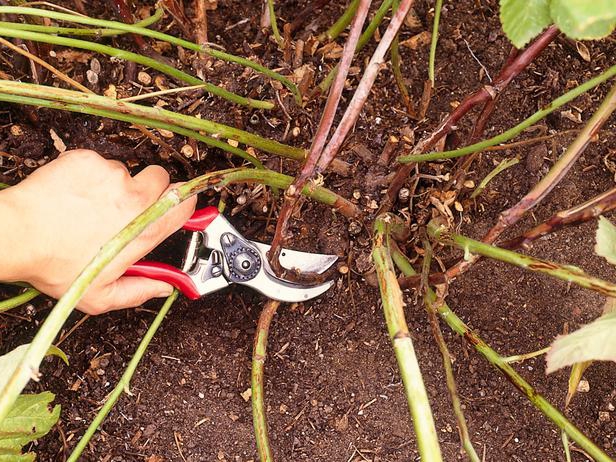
[{"xmin": 0, "ymin": 149, "xmax": 197, "ymax": 314}]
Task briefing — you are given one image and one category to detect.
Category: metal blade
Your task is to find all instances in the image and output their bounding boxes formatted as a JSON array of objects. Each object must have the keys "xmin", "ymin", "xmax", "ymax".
[
  {"xmin": 251, "ymin": 241, "xmax": 338, "ymax": 274},
  {"xmin": 240, "ymin": 269, "xmax": 334, "ymax": 302}
]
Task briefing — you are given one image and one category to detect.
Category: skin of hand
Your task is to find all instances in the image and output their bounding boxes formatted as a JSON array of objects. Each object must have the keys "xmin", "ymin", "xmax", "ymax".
[{"xmin": 0, "ymin": 149, "xmax": 197, "ymax": 314}]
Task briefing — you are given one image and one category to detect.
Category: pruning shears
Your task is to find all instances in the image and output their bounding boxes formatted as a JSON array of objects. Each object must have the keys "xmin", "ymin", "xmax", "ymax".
[{"xmin": 125, "ymin": 206, "xmax": 337, "ymax": 302}]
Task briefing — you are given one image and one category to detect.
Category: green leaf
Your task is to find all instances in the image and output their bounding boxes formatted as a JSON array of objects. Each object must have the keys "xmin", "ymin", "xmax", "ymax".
[
  {"xmin": 595, "ymin": 216, "xmax": 616, "ymax": 265},
  {"xmin": 550, "ymin": 0, "xmax": 616, "ymax": 40},
  {"xmin": 500, "ymin": 0, "xmax": 552, "ymax": 48},
  {"xmin": 0, "ymin": 392, "xmax": 60, "ymax": 461},
  {"xmin": 546, "ymin": 310, "xmax": 616, "ymax": 373},
  {"xmin": 0, "ymin": 345, "xmax": 68, "ymax": 393}
]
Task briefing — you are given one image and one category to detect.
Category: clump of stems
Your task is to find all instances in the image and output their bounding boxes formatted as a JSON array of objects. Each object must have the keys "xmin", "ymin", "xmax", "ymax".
[
  {"xmin": 373, "ymin": 215, "xmax": 443, "ymax": 461},
  {"xmin": 390, "ymin": 247, "xmax": 613, "ymax": 462}
]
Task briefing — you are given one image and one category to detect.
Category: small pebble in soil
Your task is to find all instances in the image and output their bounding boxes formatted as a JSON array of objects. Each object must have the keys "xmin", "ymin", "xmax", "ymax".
[
  {"xmin": 577, "ymin": 379, "xmax": 590, "ymax": 393},
  {"xmin": 599, "ymin": 411, "xmax": 611, "ymax": 422},
  {"xmin": 90, "ymin": 58, "xmax": 101, "ymax": 74},
  {"xmin": 10, "ymin": 125, "xmax": 23, "ymax": 136},
  {"xmin": 86, "ymin": 69, "xmax": 99, "ymax": 85},
  {"xmin": 138, "ymin": 71, "xmax": 152, "ymax": 86},
  {"xmin": 181, "ymin": 144, "xmax": 194, "ymax": 158}
]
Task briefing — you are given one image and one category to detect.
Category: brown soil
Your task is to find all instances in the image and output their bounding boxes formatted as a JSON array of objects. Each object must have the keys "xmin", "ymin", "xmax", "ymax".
[{"xmin": 1, "ymin": 1, "xmax": 616, "ymax": 461}]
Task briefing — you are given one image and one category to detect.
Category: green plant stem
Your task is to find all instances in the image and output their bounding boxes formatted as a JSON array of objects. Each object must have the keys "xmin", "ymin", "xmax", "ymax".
[
  {"xmin": 0, "ymin": 166, "xmax": 359, "ymax": 423},
  {"xmin": 372, "ymin": 216, "xmax": 443, "ymax": 461},
  {"xmin": 267, "ymin": 0, "xmax": 282, "ymax": 46},
  {"xmin": 398, "ymin": 65, "xmax": 616, "ymax": 163},
  {"xmin": 251, "ymin": 300, "xmax": 280, "ymax": 462},
  {"xmin": 319, "ymin": 0, "xmax": 360, "ymax": 41},
  {"xmin": 428, "ymin": 0, "xmax": 443, "ymax": 86},
  {"xmin": 0, "ymin": 182, "xmax": 9, "ymax": 189},
  {"xmin": 0, "ymin": 288, "xmax": 40, "ymax": 313},
  {"xmin": 0, "ymin": 8, "xmax": 162, "ymax": 36},
  {"xmin": 503, "ymin": 347, "xmax": 550, "ymax": 364},
  {"xmin": 0, "ymin": 6, "xmax": 301, "ymax": 104},
  {"xmin": 0, "ymin": 26, "xmax": 272, "ymax": 110},
  {"xmin": 421, "ymin": 241, "xmax": 479, "ymax": 462},
  {"xmin": 470, "ymin": 157, "xmax": 519, "ymax": 199},
  {"xmin": 428, "ymin": 221, "xmax": 616, "ymax": 299},
  {"xmin": 390, "ymin": 247, "xmax": 614, "ymax": 462},
  {"xmin": 317, "ymin": 0, "xmax": 395, "ymax": 94},
  {"xmin": 0, "ymin": 91, "xmax": 264, "ymax": 167},
  {"xmin": 67, "ymin": 291, "xmax": 178, "ymax": 462},
  {"xmin": 0, "ymin": 81, "xmax": 305, "ymax": 160}
]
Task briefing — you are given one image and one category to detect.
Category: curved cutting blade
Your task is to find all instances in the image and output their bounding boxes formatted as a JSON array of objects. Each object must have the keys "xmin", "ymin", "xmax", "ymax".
[
  {"xmin": 252, "ymin": 241, "xmax": 338, "ymax": 274},
  {"xmin": 240, "ymin": 269, "xmax": 334, "ymax": 302}
]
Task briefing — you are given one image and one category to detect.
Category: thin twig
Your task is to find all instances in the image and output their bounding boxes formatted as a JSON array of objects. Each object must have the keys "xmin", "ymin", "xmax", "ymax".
[
  {"xmin": 0, "ymin": 6, "xmax": 301, "ymax": 104},
  {"xmin": 0, "ymin": 26, "xmax": 274, "ymax": 109},
  {"xmin": 315, "ymin": 0, "xmax": 396, "ymax": 95},
  {"xmin": 267, "ymin": 0, "xmax": 282, "ymax": 46},
  {"xmin": 397, "ymin": 65, "xmax": 616, "ymax": 163},
  {"xmin": 0, "ymin": 36, "xmax": 89, "ymax": 92},
  {"xmin": 390, "ymin": 0, "xmax": 416, "ymax": 116},
  {"xmin": 316, "ymin": 0, "xmax": 414, "ymax": 171},
  {"xmin": 428, "ymin": 0, "xmax": 443, "ymax": 87}
]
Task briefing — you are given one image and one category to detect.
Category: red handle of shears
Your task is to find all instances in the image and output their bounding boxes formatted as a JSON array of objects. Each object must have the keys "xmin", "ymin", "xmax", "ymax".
[{"xmin": 123, "ymin": 206, "xmax": 220, "ymax": 299}]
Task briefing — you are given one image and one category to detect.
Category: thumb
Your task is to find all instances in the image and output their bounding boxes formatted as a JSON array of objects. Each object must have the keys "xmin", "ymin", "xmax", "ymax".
[{"xmin": 80, "ymin": 276, "xmax": 174, "ymax": 314}]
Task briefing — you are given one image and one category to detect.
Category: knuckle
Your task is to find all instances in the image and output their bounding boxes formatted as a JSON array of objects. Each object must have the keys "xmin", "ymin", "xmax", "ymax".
[
  {"xmin": 150, "ymin": 165, "xmax": 170, "ymax": 183},
  {"xmin": 66, "ymin": 149, "xmax": 101, "ymax": 162},
  {"xmin": 78, "ymin": 301, "xmax": 107, "ymax": 315}
]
